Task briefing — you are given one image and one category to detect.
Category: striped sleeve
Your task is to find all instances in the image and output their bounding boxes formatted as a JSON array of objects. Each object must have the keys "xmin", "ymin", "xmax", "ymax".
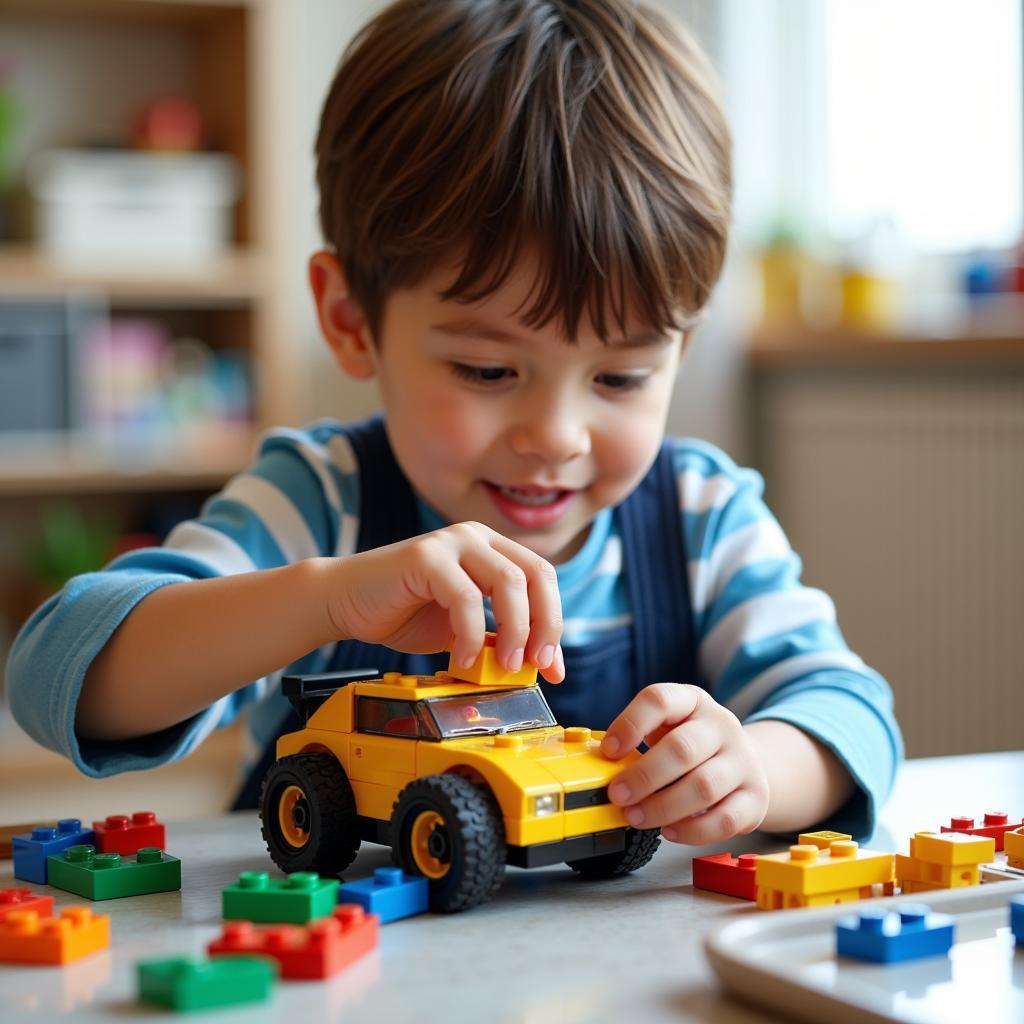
[
  {"xmin": 4, "ymin": 423, "xmax": 361, "ymax": 778},
  {"xmin": 676, "ymin": 438, "xmax": 904, "ymax": 840}
]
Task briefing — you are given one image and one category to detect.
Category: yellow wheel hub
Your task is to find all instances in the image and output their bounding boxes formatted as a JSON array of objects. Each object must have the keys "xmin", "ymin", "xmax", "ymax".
[
  {"xmin": 410, "ymin": 810, "xmax": 450, "ymax": 879},
  {"xmin": 278, "ymin": 785, "xmax": 310, "ymax": 849}
]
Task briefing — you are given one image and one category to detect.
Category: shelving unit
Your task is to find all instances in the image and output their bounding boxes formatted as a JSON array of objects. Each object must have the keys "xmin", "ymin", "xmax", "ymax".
[
  {"xmin": 0, "ymin": 0, "xmax": 299, "ymax": 702},
  {"xmin": 0, "ymin": 0, "xmax": 299, "ymax": 494}
]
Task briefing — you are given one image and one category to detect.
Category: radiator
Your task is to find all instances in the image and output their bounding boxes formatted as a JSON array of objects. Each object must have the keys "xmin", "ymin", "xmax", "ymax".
[{"xmin": 756, "ymin": 369, "xmax": 1024, "ymax": 758}]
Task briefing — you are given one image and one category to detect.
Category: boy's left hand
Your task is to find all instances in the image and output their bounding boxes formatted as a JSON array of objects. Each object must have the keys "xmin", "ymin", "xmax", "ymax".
[{"xmin": 599, "ymin": 684, "xmax": 769, "ymax": 845}]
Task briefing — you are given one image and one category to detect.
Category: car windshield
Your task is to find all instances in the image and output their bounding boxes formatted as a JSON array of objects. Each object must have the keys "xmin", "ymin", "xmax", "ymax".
[{"xmin": 425, "ymin": 688, "xmax": 557, "ymax": 738}]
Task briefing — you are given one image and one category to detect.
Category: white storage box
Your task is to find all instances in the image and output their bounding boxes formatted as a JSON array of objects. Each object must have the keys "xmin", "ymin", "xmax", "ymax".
[{"xmin": 28, "ymin": 149, "xmax": 240, "ymax": 268}]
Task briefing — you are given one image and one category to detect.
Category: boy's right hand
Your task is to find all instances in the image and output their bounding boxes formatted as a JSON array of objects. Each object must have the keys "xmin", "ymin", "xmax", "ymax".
[{"xmin": 317, "ymin": 521, "xmax": 565, "ymax": 682}]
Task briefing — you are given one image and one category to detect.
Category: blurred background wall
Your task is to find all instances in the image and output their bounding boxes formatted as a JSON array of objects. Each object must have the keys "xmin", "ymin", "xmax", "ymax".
[{"xmin": 0, "ymin": 0, "xmax": 1020, "ymax": 819}]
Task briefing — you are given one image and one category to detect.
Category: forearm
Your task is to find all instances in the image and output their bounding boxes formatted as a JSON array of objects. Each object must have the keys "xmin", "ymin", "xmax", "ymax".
[
  {"xmin": 76, "ymin": 559, "xmax": 338, "ymax": 742},
  {"xmin": 744, "ymin": 719, "xmax": 855, "ymax": 834}
]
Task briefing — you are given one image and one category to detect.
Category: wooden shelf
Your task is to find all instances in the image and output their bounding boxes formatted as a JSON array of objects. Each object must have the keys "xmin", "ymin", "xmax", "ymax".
[
  {"xmin": 0, "ymin": 0, "xmax": 258, "ymax": 26},
  {"xmin": 0, "ymin": 424, "xmax": 259, "ymax": 495},
  {"xmin": 752, "ymin": 327, "xmax": 1024, "ymax": 369},
  {"xmin": 0, "ymin": 244, "xmax": 266, "ymax": 307}
]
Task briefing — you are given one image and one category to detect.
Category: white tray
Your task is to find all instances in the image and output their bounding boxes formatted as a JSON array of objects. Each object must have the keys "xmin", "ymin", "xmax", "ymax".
[{"xmin": 704, "ymin": 878, "xmax": 1024, "ymax": 1024}]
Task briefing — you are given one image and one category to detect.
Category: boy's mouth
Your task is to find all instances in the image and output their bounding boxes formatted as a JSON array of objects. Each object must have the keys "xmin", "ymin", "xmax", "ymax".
[
  {"xmin": 482, "ymin": 481, "xmax": 577, "ymax": 528},
  {"xmin": 492, "ymin": 483, "xmax": 566, "ymax": 506}
]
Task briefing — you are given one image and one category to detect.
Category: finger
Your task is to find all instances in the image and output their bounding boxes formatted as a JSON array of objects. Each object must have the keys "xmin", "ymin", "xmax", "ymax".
[
  {"xmin": 618, "ymin": 753, "xmax": 740, "ymax": 829},
  {"xmin": 607, "ymin": 718, "xmax": 722, "ymax": 807},
  {"xmin": 413, "ymin": 542, "xmax": 488, "ymax": 667},
  {"xmin": 456, "ymin": 541, "xmax": 531, "ymax": 672},
  {"xmin": 539, "ymin": 643, "xmax": 565, "ymax": 685},
  {"xmin": 481, "ymin": 530, "xmax": 564, "ymax": 675},
  {"xmin": 600, "ymin": 683, "xmax": 703, "ymax": 760},
  {"xmin": 660, "ymin": 788, "xmax": 763, "ymax": 846}
]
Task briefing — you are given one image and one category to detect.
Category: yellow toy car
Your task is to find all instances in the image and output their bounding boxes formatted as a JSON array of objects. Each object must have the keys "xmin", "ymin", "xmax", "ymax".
[{"xmin": 259, "ymin": 635, "xmax": 660, "ymax": 912}]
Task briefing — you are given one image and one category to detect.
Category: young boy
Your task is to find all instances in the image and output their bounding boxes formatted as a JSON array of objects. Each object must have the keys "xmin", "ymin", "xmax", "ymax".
[{"xmin": 7, "ymin": 0, "xmax": 901, "ymax": 845}]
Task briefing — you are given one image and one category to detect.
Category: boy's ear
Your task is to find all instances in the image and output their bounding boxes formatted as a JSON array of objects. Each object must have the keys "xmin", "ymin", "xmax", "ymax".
[{"xmin": 308, "ymin": 251, "xmax": 377, "ymax": 380}]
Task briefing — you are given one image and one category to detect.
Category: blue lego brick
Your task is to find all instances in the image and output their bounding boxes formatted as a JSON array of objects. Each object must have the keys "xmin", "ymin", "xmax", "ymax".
[
  {"xmin": 836, "ymin": 904, "xmax": 954, "ymax": 964},
  {"xmin": 338, "ymin": 867, "xmax": 429, "ymax": 923},
  {"xmin": 12, "ymin": 820, "xmax": 96, "ymax": 885},
  {"xmin": 1011, "ymin": 894, "xmax": 1024, "ymax": 944}
]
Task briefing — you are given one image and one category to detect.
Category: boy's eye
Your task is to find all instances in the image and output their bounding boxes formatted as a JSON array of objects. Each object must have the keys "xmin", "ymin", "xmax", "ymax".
[
  {"xmin": 596, "ymin": 372, "xmax": 648, "ymax": 392},
  {"xmin": 450, "ymin": 363, "xmax": 514, "ymax": 385}
]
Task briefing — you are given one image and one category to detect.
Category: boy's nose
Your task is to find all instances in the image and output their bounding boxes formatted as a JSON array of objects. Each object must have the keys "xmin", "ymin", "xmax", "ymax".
[{"xmin": 510, "ymin": 409, "xmax": 591, "ymax": 464}]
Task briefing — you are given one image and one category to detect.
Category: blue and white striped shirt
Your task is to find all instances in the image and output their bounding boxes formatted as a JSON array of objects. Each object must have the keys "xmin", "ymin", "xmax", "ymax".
[{"xmin": 6, "ymin": 420, "xmax": 903, "ymax": 836}]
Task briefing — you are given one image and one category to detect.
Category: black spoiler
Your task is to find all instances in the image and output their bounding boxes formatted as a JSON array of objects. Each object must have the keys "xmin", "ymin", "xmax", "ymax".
[{"xmin": 281, "ymin": 668, "xmax": 380, "ymax": 725}]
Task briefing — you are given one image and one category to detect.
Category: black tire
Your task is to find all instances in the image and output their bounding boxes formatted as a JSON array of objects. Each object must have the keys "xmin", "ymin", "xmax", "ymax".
[
  {"xmin": 567, "ymin": 828, "xmax": 661, "ymax": 880},
  {"xmin": 259, "ymin": 753, "xmax": 361, "ymax": 875},
  {"xmin": 391, "ymin": 774, "xmax": 506, "ymax": 913}
]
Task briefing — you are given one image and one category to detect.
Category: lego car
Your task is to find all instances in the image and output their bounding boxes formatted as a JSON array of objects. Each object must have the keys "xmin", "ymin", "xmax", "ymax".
[{"xmin": 259, "ymin": 635, "xmax": 660, "ymax": 912}]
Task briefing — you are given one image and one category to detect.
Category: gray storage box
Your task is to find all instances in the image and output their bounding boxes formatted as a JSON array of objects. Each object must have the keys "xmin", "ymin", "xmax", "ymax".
[{"xmin": 0, "ymin": 298, "xmax": 103, "ymax": 433}]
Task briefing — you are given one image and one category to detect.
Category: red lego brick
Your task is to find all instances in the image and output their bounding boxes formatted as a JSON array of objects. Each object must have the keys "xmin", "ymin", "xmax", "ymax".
[
  {"xmin": 692, "ymin": 853, "xmax": 759, "ymax": 901},
  {"xmin": 940, "ymin": 812, "xmax": 1023, "ymax": 853},
  {"xmin": 207, "ymin": 905, "xmax": 378, "ymax": 980},
  {"xmin": 92, "ymin": 813, "xmax": 166, "ymax": 855},
  {"xmin": 0, "ymin": 888, "xmax": 54, "ymax": 923}
]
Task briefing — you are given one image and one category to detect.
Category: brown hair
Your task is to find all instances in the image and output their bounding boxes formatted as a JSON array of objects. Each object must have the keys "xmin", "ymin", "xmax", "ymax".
[{"xmin": 316, "ymin": 0, "xmax": 732, "ymax": 343}]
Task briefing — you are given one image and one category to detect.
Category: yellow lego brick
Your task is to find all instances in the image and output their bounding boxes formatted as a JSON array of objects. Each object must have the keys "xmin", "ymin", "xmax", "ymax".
[
  {"xmin": 0, "ymin": 907, "xmax": 110, "ymax": 965},
  {"xmin": 895, "ymin": 852, "xmax": 980, "ymax": 891},
  {"xmin": 444, "ymin": 636, "xmax": 539, "ymax": 688},
  {"xmin": 1005, "ymin": 826, "xmax": 1024, "ymax": 869},
  {"xmin": 758, "ymin": 885, "xmax": 872, "ymax": 911},
  {"xmin": 797, "ymin": 830, "xmax": 853, "ymax": 850},
  {"xmin": 754, "ymin": 841, "xmax": 895, "ymax": 899},
  {"xmin": 907, "ymin": 830, "xmax": 995, "ymax": 867}
]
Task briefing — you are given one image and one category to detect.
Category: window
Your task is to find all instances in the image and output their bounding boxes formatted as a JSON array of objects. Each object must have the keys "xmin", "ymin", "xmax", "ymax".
[
  {"xmin": 822, "ymin": 0, "xmax": 1023, "ymax": 252},
  {"xmin": 720, "ymin": 0, "xmax": 1023, "ymax": 254},
  {"xmin": 356, "ymin": 698, "xmax": 431, "ymax": 738}
]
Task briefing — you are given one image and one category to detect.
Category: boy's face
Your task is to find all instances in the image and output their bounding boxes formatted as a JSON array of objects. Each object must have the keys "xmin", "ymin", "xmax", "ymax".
[{"xmin": 319, "ymin": 255, "xmax": 685, "ymax": 564}]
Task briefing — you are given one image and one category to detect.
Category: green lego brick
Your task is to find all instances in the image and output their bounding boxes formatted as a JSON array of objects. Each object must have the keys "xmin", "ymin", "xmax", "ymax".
[
  {"xmin": 137, "ymin": 955, "xmax": 277, "ymax": 1012},
  {"xmin": 222, "ymin": 871, "xmax": 339, "ymax": 924},
  {"xmin": 47, "ymin": 845, "xmax": 181, "ymax": 900}
]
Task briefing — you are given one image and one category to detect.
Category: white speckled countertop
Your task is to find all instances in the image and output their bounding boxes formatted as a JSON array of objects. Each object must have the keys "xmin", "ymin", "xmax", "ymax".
[{"xmin": 2, "ymin": 752, "xmax": 1021, "ymax": 1023}]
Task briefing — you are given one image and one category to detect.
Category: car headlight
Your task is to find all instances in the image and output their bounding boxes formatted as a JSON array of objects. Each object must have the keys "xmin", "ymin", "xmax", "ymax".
[{"xmin": 531, "ymin": 792, "xmax": 561, "ymax": 817}]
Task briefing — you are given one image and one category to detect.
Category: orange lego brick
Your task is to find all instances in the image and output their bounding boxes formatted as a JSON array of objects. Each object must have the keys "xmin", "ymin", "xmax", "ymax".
[
  {"xmin": 443, "ymin": 633, "xmax": 538, "ymax": 688},
  {"xmin": 894, "ymin": 831, "xmax": 994, "ymax": 892},
  {"xmin": 0, "ymin": 907, "xmax": 110, "ymax": 965},
  {"xmin": 1004, "ymin": 825, "xmax": 1024, "ymax": 869}
]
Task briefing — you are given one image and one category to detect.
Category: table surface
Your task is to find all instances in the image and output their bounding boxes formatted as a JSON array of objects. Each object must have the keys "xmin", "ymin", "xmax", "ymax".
[{"xmin": 2, "ymin": 750, "xmax": 1022, "ymax": 1024}]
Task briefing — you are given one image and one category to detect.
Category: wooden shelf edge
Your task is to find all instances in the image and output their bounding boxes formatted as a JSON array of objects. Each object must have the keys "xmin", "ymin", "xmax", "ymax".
[
  {"xmin": 0, "ymin": 425, "xmax": 260, "ymax": 495},
  {"xmin": 0, "ymin": 244, "xmax": 266, "ymax": 307},
  {"xmin": 751, "ymin": 329, "xmax": 1024, "ymax": 369}
]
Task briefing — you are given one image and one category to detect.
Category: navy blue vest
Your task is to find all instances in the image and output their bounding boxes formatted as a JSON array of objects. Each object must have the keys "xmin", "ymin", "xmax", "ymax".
[{"xmin": 232, "ymin": 414, "xmax": 697, "ymax": 809}]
